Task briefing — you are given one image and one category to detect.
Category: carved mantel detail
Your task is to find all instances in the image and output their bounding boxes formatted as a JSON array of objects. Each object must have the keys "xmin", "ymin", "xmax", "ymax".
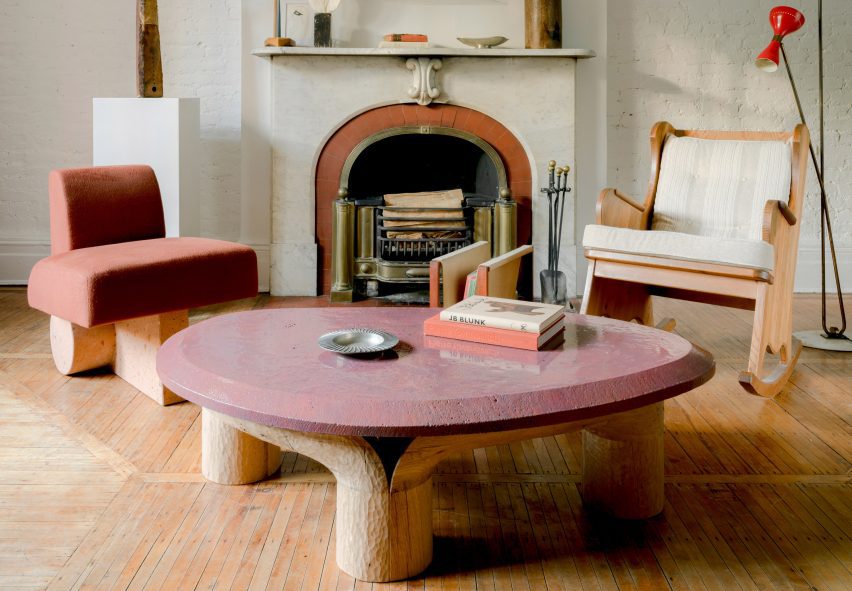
[{"xmin": 406, "ymin": 58, "xmax": 442, "ymax": 106}]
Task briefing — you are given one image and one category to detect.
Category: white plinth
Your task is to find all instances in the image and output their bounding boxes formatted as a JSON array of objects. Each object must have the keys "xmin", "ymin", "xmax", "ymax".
[{"xmin": 93, "ymin": 98, "xmax": 201, "ymax": 237}]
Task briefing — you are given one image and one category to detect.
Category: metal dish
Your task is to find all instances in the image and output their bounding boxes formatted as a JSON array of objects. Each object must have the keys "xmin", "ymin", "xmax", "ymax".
[
  {"xmin": 318, "ymin": 328, "xmax": 399, "ymax": 355},
  {"xmin": 457, "ymin": 36, "xmax": 508, "ymax": 49}
]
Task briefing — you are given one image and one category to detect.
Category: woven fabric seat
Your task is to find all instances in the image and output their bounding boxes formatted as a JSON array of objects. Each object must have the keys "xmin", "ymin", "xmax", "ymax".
[
  {"xmin": 583, "ymin": 225, "xmax": 775, "ymax": 274},
  {"xmin": 28, "ymin": 237, "xmax": 257, "ymax": 328}
]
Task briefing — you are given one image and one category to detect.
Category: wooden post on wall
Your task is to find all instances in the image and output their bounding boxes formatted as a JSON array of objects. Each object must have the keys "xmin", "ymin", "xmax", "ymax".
[
  {"xmin": 525, "ymin": 0, "xmax": 562, "ymax": 49},
  {"xmin": 137, "ymin": 0, "xmax": 164, "ymax": 97}
]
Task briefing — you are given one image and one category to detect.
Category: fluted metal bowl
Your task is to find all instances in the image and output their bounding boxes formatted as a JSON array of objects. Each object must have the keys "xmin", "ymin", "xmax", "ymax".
[{"xmin": 318, "ymin": 328, "xmax": 399, "ymax": 355}]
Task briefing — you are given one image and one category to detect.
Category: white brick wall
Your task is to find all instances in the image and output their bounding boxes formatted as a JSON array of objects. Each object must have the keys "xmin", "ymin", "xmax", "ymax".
[
  {"xmin": 1, "ymin": 0, "xmax": 847, "ymax": 290},
  {"xmin": 607, "ymin": 0, "xmax": 851, "ymax": 290},
  {"xmin": 0, "ymin": 0, "xmax": 241, "ymax": 283}
]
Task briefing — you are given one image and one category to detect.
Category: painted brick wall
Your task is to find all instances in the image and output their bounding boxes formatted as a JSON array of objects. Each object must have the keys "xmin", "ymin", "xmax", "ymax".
[
  {"xmin": 0, "ymin": 0, "xmax": 241, "ymax": 263},
  {"xmin": 607, "ymin": 0, "xmax": 851, "ymax": 289},
  {"xmin": 1, "ymin": 0, "xmax": 847, "ymax": 290},
  {"xmin": 160, "ymin": 0, "xmax": 242, "ymax": 241}
]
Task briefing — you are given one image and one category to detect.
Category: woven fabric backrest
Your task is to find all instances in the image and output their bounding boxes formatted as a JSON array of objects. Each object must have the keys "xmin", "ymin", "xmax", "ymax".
[{"xmin": 651, "ymin": 135, "xmax": 792, "ymax": 241}]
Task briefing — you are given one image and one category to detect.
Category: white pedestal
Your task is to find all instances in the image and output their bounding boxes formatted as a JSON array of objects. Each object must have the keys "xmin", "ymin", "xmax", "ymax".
[{"xmin": 93, "ymin": 98, "xmax": 201, "ymax": 237}]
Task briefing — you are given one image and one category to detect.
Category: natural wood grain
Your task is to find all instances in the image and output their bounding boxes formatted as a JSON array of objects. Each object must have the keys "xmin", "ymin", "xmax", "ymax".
[
  {"xmin": 0, "ymin": 290, "xmax": 848, "ymax": 590},
  {"xmin": 113, "ymin": 311, "xmax": 188, "ymax": 405},
  {"xmin": 136, "ymin": 0, "xmax": 163, "ymax": 97},
  {"xmin": 524, "ymin": 0, "xmax": 562, "ymax": 49}
]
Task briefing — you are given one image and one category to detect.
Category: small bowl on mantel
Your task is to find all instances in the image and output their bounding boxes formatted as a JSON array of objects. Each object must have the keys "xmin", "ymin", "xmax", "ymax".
[{"xmin": 457, "ymin": 36, "xmax": 508, "ymax": 49}]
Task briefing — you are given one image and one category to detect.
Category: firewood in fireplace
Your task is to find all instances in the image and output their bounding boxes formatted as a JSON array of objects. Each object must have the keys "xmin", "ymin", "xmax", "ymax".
[{"xmin": 382, "ymin": 189, "xmax": 467, "ymax": 239}]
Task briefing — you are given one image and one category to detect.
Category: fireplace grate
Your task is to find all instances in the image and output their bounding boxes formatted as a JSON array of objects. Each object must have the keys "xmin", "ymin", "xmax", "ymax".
[{"xmin": 376, "ymin": 206, "xmax": 473, "ymax": 262}]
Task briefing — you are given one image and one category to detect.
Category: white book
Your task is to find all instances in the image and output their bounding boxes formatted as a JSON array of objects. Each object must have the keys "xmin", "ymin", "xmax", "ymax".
[{"xmin": 439, "ymin": 296, "xmax": 565, "ymax": 333}]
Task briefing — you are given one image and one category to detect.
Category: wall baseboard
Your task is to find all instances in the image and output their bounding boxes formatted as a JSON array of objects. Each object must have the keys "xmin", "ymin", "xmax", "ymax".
[
  {"xmin": 0, "ymin": 240, "xmax": 50, "ymax": 285},
  {"xmin": 0, "ymin": 240, "xmax": 273, "ymax": 293},
  {"xmin": 247, "ymin": 243, "xmax": 271, "ymax": 293},
  {"xmin": 794, "ymin": 243, "xmax": 851, "ymax": 293}
]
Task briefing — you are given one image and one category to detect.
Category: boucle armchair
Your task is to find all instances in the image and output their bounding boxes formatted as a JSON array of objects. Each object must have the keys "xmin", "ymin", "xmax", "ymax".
[
  {"xmin": 581, "ymin": 122, "xmax": 809, "ymax": 397},
  {"xmin": 28, "ymin": 165, "xmax": 258, "ymax": 405}
]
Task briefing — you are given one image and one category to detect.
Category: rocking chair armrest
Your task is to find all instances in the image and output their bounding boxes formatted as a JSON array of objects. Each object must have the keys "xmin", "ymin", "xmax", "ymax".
[
  {"xmin": 761, "ymin": 200, "xmax": 797, "ymax": 243},
  {"xmin": 596, "ymin": 188, "xmax": 647, "ymax": 229}
]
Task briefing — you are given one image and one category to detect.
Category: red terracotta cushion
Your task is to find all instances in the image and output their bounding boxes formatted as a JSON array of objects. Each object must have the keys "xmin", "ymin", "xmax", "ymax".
[
  {"xmin": 49, "ymin": 165, "xmax": 166, "ymax": 255},
  {"xmin": 28, "ymin": 238, "xmax": 258, "ymax": 328}
]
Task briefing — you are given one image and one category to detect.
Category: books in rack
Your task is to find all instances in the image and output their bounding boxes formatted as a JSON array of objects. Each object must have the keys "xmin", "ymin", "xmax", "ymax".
[
  {"xmin": 423, "ymin": 314, "xmax": 565, "ymax": 351},
  {"xmin": 439, "ymin": 296, "xmax": 565, "ymax": 333}
]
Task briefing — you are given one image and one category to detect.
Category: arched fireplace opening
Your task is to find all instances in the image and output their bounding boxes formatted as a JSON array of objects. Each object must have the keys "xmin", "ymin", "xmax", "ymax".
[
  {"xmin": 345, "ymin": 128, "xmax": 503, "ymax": 201},
  {"xmin": 315, "ymin": 104, "xmax": 533, "ymax": 301}
]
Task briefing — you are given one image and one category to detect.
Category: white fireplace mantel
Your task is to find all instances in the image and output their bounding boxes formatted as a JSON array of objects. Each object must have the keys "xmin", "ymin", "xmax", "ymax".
[
  {"xmin": 256, "ymin": 47, "xmax": 594, "ymax": 297},
  {"xmin": 254, "ymin": 47, "xmax": 595, "ymax": 59}
]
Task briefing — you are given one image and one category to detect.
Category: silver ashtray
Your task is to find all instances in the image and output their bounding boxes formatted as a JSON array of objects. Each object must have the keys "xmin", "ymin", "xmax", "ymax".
[{"xmin": 318, "ymin": 328, "xmax": 399, "ymax": 355}]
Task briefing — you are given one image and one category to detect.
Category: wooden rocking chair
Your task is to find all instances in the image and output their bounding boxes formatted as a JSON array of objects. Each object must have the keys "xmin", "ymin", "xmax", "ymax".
[{"xmin": 581, "ymin": 122, "xmax": 809, "ymax": 397}]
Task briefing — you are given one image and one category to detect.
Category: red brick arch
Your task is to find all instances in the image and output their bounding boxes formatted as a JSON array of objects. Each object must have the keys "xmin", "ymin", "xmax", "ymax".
[{"xmin": 315, "ymin": 103, "xmax": 532, "ymax": 294}]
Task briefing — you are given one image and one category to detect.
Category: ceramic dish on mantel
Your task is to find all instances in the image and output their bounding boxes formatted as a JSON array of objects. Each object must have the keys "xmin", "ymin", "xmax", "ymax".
[
  {"xmin": 318, "ymin": 328, "xmax": 399, "ymax": 355},
  {"xmin": 457, "ymin": 36, "xmax": 508, "ymax": 49}
]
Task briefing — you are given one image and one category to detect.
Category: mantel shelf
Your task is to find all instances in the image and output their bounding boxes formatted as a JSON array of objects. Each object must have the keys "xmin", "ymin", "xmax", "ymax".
[{"xmin": 253, "ymin": 47, "xmax": 595, "ymax": 59}]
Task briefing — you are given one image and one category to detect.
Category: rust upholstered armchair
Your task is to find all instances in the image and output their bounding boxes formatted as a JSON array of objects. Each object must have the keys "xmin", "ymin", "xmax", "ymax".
[
  {"xmin": 28, "ymin": 165, "xmax": 259, "ymax": 405},
  {"xmin": 581, "ymin": 122, "xmax": 809, "ymax": 397}
]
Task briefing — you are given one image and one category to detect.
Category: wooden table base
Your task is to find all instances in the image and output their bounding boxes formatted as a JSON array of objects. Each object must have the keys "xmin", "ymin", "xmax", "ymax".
[{"xmin": 201, "ymin": 403, "xmax": 664, "ymax": 582}]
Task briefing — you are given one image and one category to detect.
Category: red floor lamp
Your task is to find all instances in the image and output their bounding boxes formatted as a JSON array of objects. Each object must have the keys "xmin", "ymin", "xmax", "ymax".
[{"xmin": 756, "ymin": 3, "xmax": 851, "ymax": 351}]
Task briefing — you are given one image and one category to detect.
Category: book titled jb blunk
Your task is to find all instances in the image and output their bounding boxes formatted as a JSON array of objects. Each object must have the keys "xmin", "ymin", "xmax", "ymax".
[{"xmin": 439, "ymin": 296, "xmax": 564, "ymax": 333}]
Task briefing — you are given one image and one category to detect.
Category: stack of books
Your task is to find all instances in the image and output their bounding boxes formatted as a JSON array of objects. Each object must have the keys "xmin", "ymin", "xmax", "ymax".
[
  {"xmin": 379, "ymin": 34, "xmax": 430, "ymax": 48},
  {"xmin": 423, "ymin": 296, "xmax": 565, "ymax": 351}
]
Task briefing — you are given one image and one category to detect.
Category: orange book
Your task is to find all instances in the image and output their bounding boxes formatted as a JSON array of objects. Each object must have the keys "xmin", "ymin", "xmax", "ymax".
[
  {"xmin": 423, "ymin": 314, "xmax": 564, "ymax": 351},
  {"xmin": 383, "ymin": 33, "xmax": 428, "ymax": 42}
]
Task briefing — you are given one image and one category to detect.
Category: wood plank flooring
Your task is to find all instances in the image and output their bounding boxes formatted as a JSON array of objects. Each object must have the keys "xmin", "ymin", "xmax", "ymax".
[{"xmin": 0, "ymin": 288, "xmax": 849, "ymax": 590}]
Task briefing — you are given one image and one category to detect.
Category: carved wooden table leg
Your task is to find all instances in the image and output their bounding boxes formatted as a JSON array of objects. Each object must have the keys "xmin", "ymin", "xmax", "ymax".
[
  {"xmin": 202, "ymin": 410, "xmax": 432, "ymax": 582},
  {"xmin": 335, "ymin": 471, "xmax": 433, "ymax": 581},
  {"xmin": 201, "ymin": 403, "xmax": 667, "ymax": 580},
  {"xmin": 581, "ymin": 402, "xmax": 664, "ymax": 519},
  {"xmin": 201, "ymin": 408, "xmax": 282, "ymax": 485}
]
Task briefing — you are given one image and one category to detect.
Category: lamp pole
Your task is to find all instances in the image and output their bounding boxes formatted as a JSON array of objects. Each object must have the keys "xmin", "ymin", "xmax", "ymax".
[{"xmin": 775, "ymin": 1, "xmax": 847, "ymax": 345}]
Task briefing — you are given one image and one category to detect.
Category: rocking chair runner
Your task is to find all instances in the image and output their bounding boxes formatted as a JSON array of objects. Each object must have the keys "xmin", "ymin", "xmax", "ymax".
[{"xmin": 581, "ymin": 121, "xmax": 809, "ymax": 397}]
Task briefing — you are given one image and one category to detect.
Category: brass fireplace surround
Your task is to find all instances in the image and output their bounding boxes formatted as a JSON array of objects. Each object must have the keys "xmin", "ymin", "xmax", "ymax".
[{"xmin": 329, "ymin": 126, "xmax": 518, "ymax": 301}]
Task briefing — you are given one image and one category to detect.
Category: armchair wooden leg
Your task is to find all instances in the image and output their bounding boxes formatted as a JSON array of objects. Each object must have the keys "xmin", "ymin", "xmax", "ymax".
[
  {"xmin": 738, "ymin": 283, "xmax": 801, "ymax": 398},
  {"xmin": 581, "ymin": 266, "xmax": 654, "ymax": 326},
  {"xmin": 113, "ymin": 311, "xmax": 189, "ymax": 406},
  {"xmin": 49, "ymin": 316, "xmax": 116, "ymax": 375}
]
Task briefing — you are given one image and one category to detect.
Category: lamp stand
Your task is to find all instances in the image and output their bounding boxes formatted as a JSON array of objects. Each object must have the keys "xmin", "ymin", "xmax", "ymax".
[{"xmin": 778, "ymin": 1, "xmax": 850, "ymax": 351}]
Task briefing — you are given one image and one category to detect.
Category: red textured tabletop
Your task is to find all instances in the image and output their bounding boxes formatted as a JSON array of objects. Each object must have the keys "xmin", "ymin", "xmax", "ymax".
[{"xmin": 157, "ymin": 308, "xmax": 714, "ymax": 436}]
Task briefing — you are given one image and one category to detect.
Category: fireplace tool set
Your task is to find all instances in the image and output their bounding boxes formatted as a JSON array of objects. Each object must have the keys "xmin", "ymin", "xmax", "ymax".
[{"xmin": 540, "ymin": 160, "xmax": 571, "ymax": 306}]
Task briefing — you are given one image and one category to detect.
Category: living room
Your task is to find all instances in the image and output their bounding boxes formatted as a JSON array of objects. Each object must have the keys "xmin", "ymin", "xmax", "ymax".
[{"xmin": 0, "ymin": 0, "xmax": 849, "ymax": 589}]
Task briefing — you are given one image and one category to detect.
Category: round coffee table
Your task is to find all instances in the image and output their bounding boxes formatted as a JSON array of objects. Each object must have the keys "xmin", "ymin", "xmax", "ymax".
[{"xmin": 157, "ymin": 307, "xmax": 713, "ymax": 582}]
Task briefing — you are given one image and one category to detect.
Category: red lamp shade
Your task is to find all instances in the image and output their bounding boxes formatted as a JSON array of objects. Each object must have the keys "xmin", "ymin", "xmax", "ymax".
[{"xmin": 756, "ymin": 6, "xmax": 806, "ymax": 72}]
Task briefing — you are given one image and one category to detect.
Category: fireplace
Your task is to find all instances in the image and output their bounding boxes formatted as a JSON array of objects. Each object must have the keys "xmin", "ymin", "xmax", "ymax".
[
  {"xmin": 323, "ymin": 113, "xmax": 531, "ymax": 301},
  {"xmin": 255, "ymin": 47, "xmax": 593, "ymax": 297}
]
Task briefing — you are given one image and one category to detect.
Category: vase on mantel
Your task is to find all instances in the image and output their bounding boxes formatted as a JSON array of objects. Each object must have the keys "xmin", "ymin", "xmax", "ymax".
[{"xmin": 525, "ymin": 0, "xmax": 562, "ymax": 49}]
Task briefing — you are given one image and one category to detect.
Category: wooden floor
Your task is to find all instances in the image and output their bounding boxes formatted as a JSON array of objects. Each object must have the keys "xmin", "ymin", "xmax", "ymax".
[{"xmin": 0, "ymin": 288, "xmax": 849, "ymax": 590}]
